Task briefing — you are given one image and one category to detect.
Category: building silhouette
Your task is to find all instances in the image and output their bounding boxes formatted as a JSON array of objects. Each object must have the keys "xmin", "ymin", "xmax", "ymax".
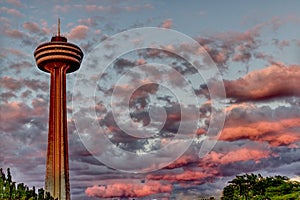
[{"xmin": 34, "ymin": 19, "xmax": 83, "ymax": 200}]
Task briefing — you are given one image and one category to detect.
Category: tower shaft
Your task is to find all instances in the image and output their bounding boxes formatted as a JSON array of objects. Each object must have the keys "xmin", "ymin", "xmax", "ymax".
[{"xmin": 45, "ymin": 64, "xmax": 70, "ymax": 200}]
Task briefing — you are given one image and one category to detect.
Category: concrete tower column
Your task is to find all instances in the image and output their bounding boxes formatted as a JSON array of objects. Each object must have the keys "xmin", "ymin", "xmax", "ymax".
[{"xmin": 45, "ymin": 64, "xmax": 70, "ymax": 199}]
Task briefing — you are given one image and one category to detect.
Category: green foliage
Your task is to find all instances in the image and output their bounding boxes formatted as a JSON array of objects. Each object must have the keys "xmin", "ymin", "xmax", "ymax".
[
  {"xmin": 222, "ymin": 184, "xmax": 239, "ymax": 200},
  {"xmin": 0, "ymin": 168, "xmax": 56, "ymax": 200},
  {"xmin": 222, "ymin": 173, "xmax": 300, "ymax": 200}
]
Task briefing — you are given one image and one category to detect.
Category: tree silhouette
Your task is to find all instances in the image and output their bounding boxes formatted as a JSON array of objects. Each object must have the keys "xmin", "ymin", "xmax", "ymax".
[{"xmin": 0, "ymin": 168, "xmax": 56, "ymax": 200}]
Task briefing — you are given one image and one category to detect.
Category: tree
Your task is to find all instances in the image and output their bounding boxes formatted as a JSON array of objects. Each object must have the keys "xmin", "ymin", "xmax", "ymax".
[
  {"xmin": 0, "ymin": 169, "xmax": 4, "ymax": 198},
  {"xmin": 222, "ymin": 173, "xmax": 300, "ymax": 200},
  {"xmin": 0, "ymin": 168, "xmax": 56, "ymax": 200},
  {"xmin": 222, "ymin": 184, "xmax": 238, "ymax": 200},
  {"xmin": 38, "ymin": 188, "xmax": 45, "ymax": 200},
  {"xmin": 229, "ymin": 174, "xmax": 248, "ymax": 199}
]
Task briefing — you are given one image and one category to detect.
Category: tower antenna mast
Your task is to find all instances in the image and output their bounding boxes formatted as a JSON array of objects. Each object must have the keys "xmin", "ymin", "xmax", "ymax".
[{"xmin": 58, "ymin": 18, "xmax": 60, "ymax": 36}]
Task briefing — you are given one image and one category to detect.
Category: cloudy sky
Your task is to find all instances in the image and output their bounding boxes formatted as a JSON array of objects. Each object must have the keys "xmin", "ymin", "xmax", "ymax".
[{"xmin": 1, "ymin": 0, "xmax": 300, "ymax": 199}]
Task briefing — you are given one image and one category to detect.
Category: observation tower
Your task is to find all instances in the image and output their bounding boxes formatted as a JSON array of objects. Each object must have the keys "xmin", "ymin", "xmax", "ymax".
[{"xmin": 34, "ymin": 19, "xmax": 83, "ymax": 200}]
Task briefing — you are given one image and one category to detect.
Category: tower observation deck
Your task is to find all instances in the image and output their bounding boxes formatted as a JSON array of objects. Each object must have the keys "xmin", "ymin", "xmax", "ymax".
[{"xmin": 34, "ymin": 19, "xmax": 83, "ymax": 200}]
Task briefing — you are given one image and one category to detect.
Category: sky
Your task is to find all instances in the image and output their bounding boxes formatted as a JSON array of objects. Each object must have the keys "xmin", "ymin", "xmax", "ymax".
[{"xmin": 1, "ymin": 0, "xmax": 300, "ymax": 199}]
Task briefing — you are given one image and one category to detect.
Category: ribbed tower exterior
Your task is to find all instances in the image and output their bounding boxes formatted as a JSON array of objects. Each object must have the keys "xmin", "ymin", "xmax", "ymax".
[{"xmin": 34, "ymin": 20, "xmax": 83, "ymax": 200}]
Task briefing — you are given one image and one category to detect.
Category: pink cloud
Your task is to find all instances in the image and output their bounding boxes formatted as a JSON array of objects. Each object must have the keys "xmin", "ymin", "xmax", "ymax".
[
  {"xmin": 136, "ymin": 58, "xmax": 146, "ymax": 65},
  {"xmin": 1, "ymin": 76, "xmax": 48, "ymax": 91},
  {"xmin": 204, "ymin": 148, "xmax": 271, "ymax": 165},
  {"xmin": 85, "ymin": 181, "xmax": 172, "ymax": 198},
  {"xmin": 124, "ymin": 4, "xmax": 153, "ymax": 11},
  {"xmin": 94, "ymin": 29, "xmax": 101, "ymax": 34},
  {"xmin": 10, "ymin": 61, "xmax": 32, "ymax": 73},
  {"xmin": 1, "ymin": 76, "xmax": 23, "ymax": 90},
  {"xmin": 270, "ymin": 16, "xmax": 284, "ymax": 31},
  {"xmin": 165, "ymin": 154, "xmax": 197, "ymax": 169},
  {"xmin": 24, "ymin": 79, "xmax": 48, "ymax": 91},
  {"xmin": 0, "ymin": 100, "xmax": 47, "ymax": 132},
  {"xmin": 232, "ymin": 52, "xmax": 251, "ymax": 62},
  {"xmin": 147, "ymin": 168, "xmax": 218, "ymax": 182},
  {"xmin": 144, "ymin": 3, "xmax": 153, "ymax": 9},
  {"xmin": 195, "ymin": 24, "xmax": 262, "ymax": 67},
  {"xmin": 0, "ymin": 16, "xmax": 10, "ymax": 25},
  {"xmin": 1, "ymin": 48, "xmax": 29, "ymax": 57},
  {"xmin": 84, "ymin": 5, "xmax": 113, "ymax": 12},
  {"xmin": 217, "ymin": 103, "xmax": 300, "ymax": 146},
  {"xmin": 161, "ymin": 19, "xmax": 173, "ymax": 29},
  {"xmin": 1, "ymin": 92, "xmax": 16, "ymax": 102},
  {"xmin": 217, "ymin": 64, "xmax": 300, "ymax": 101},
  {"xmin": 23, "ymin": 22, "xmax": 41, "ymax": 34},
  {"xmin": 220, "ymin": 118, "xmax": 300, "ymax": 146},
  {"xmin": 80, "ymin": 4, "xmax": 152, "ymax": 12},
  {"xmin": 67, "ymin": 25, "xmax": 89, "ymax": 40},
  {"xmin": 213, "ymin": 50, "xmax": 228, "ymax": 64},
  {"xmin": 6, "ymin": 0, "xmax": 23, "ymax": 7},
  {"xmin": 4, "ymin": 29, "xmax": 25, "ymax": 39},
  {"xmin": 0, "ymin": 102, "xmax": 31, "ymax": 130},
  {"xmin": 264, "ymin": 131, "xmax": 300, "ymax": 147},
  {"xmin": 53, "ymin": 5, "xmax": 70, "ymax": 13},
  {"xmin": 254, "ymin": 52, "xmax": 273, "ymax": 61},
  {"xmin": 273, "ymin": 39, "xmax": 290, "ymax": 49},
  {"xmin": 162, "ymin": 144, "xmax": 272, "ymax": 174},
  {"xmin": 78, "ymin": 18, "xmax": 97, "ymax": 27},
  {"xmin": 0, "ymin": 6, "xmax": 23, "ymax": 16}
]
